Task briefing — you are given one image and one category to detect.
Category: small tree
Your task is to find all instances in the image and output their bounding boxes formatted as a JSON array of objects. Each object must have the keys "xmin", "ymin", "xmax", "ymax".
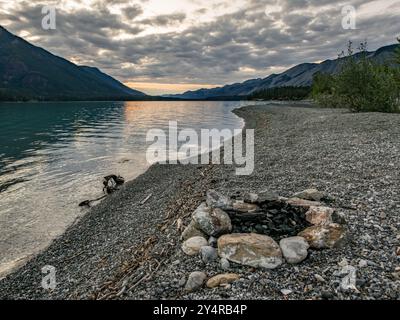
[
  {"xmin": 312, "ymin": 40, "xmax": 400, "ymax": 113},
  {"xmin": 394, "ymin": 38, "xmax": 400, "ymax": 90}
]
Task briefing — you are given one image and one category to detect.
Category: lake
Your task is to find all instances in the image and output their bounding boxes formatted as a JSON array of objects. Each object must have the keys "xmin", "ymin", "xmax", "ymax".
[{"xmin": 0, "ymin": 100, "xmax": 256, "ymax": 277}]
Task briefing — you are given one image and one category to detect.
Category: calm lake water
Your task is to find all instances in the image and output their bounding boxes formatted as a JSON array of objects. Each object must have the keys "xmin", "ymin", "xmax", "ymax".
[{"xmin": 0, "ymin": 100, "xmax": 255, "ymax": 276}]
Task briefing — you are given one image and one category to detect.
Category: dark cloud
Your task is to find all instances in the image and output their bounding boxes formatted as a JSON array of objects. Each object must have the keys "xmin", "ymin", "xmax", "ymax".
[
  {"xmin": 139, "ymin": 13, "xmax": 186, "ymax": 26},
  {"xmin": 0, "ymin": 0, "xmax": 399, "ymax": 89}
]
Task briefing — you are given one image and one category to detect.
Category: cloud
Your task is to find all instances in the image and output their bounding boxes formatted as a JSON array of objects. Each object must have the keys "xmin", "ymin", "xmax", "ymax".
[
  {"xmin": 0, "ymin": 0, "xmax": 399, "ymax": 94},
  {"xmin": 139, "ymin": 12, "xmax": 186, "ymax": 26}
]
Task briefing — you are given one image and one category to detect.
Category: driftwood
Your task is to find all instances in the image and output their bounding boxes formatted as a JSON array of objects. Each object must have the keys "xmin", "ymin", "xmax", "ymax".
[
  {"xmin": 140, "ymin": 193, "xmax": 153, "ymax": 205},
  {"xmin": 78, "ymin": 195, "xmax": 107, "ymax": 207},
  {"xmin": 79, "ymin": 174, "xmax": 125, "ymax": 207}
]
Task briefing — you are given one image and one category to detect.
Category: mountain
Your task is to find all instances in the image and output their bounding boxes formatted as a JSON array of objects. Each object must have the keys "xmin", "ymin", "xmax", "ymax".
[
  {"xmin": 0, "ymin": 26, "xmax": 146, "ymax": 101},
  {"xmin": 169, "ymin": 43, "xmax": 400, "ymax": 100}
]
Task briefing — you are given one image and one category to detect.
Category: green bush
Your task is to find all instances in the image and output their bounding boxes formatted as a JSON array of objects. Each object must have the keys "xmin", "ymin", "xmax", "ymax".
[{"xmin": 312, "ymin": 41, "xmax": 400, "ymax": 113}]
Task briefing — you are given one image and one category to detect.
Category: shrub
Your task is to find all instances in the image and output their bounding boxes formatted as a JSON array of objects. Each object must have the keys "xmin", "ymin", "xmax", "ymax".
[{"xmin": 312, "ymin": 40, "xmax": 400, "ymax": 113}]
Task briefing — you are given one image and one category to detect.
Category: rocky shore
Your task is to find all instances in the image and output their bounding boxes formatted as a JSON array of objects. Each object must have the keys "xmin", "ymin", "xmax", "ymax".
[{"xmin": 0, "ymin": 104, "xmax": 399, "ymax": 300}]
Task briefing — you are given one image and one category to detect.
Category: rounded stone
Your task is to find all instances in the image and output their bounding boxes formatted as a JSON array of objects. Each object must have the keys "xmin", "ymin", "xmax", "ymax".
[
  {"xmin": 182, "ymin": 236, "xmax": 208, "ymax": 256},
  {"xmin": 279, "ymin": 236, "xmax": 310, "ymax": 264},
  {"xmin": 185, "ymin": 271, "xmax": 207, "ymax": 292},
  {"xmin": 193, "ymin": 203, "xmax": 232, "ymax": 237},
  {"xmin": 200, "ymin": 246, "xmax": 218, "ymax": 264}
]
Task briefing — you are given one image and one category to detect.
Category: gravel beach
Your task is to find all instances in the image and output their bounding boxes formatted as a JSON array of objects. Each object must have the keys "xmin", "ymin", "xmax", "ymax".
[{"xmin": 0, "ymin": 103, "xmax": 399, "ymax": 300}]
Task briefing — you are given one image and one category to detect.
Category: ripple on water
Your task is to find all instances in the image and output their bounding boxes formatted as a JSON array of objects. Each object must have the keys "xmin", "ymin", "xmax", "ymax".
[{"xmin": 0, "ymin": 100, "xmax": 257, "ymax": 276}]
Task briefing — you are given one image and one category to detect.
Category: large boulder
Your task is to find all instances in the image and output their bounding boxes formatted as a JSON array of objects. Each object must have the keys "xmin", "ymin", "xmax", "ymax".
[
  {"xmin": 218, "ymin": 233, "xmax": 283, "ymax": 269},
  {"xmin": 193, "ymin": 203, "xmax": 232, "ymax": 237},
  {"xmin": 279, "ymin": 236, "xmax": 310, "ymax": 264},
  {"xmin": 298, "ymin": 223, "xmax": 347, "ymax": 249},
  {"xmin": 181, "ymin": 220, "xmax": 207, "ymax": 241},
  {"xmin": 206, "ymin": 190, "xmax": 233, "ymax": 210},
  {"xmin": 206, "ymin": 273, "xmax": 240, "ymax": 288},
  {"xmin": 182, "ymin": 236, "xmax": 208, "ymax": 256},
  {"xmin": 293, "ymin": 189, "xmax": 325, "ymax": 201},
  {"xmin": 305, "ymin": 206, "xmax": 335, "ymax": 226}
]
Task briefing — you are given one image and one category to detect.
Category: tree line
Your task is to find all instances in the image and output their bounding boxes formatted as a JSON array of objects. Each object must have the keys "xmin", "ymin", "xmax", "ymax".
[{"xmin": 248, "ymin": 86, "xmax": 311, "ymax": 101}]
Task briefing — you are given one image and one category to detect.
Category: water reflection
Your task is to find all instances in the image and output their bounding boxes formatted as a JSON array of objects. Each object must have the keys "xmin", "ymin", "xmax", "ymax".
[{"xmin": 0, "ymin": 100, "xmax": 252, "ymax": 277}]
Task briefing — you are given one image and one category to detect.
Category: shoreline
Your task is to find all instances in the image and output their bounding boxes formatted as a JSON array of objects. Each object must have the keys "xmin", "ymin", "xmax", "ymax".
[
  {"xmin": 1, "ymin": 103, "xmax": 399, "ymax": 300},
  {"xmin": 0, "ymin": 100, "xmax": 246, "ymax": 280}
]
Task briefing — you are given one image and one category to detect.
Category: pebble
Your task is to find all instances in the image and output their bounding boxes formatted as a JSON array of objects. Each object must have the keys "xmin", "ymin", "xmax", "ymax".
[
  {"xmin": 185, "ymin": 272, "xmax": 207, "ymax": 292},
  {"xmin": 338, "ymin": 258, "xmax": 349, "ymax": 267},
  {"xmin": 220, "ymin": 258, "xmax": 230, "ymax": 270},
  {"xmin": 208, "ymin": 236, "xmax": 218, "ymax": 248},
  {"xmin": 182, "ymin": 236, "xmax": 208, "ymax": 256},
  {"xmin": 321, "ymin": 291, "xmax": 334, "ymax": 300},
  {"xmin": 200, "ymin": 246, "xmax": 218, "ymax": 264},
  {"xmin": 314, "ymin": 274, "xmax": 325, "ymax": 282},
  {"xmin": 279, "ymin": 236, "xmax": 309, "ymax": 264},
  {"xmin": 281, "ymin": 289, "xmax": 292, "ymax": 296},
  {"xmin": 358, "ymin": 259, "xmax": 368, "ymax": 268},
  {"xmin": 178, "ymin": 277, "xmax": 186, "ymax": 287}
]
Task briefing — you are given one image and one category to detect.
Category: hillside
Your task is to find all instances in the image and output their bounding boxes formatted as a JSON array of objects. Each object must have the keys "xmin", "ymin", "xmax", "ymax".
[
  {"xmin": 0, "ymin": 26, "xmax": 146, "ymax": 101},
  {"xmin": 169, "ymin": 44, "xmax": 400, "ymax": 100}
]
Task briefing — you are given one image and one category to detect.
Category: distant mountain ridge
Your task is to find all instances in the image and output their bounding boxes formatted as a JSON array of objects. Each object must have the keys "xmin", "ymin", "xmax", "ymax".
[
  {"xmin": 0, "ymin": 26, "xmax": 146, "ymax": 101},
  {"xmin": 168, "ymin": 43, "xmax": 400, "ymax": 100}
]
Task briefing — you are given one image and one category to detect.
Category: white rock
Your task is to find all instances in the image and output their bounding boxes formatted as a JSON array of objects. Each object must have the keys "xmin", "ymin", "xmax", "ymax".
[
  {"xmin": 339, "ymin": 265, "xmax": 359, "ymax": 292},
  {"xmin": 358, "ymin": 259, "xmax": 368, "ymax": 268},
  {"xmin": 314, "ymin": 274, "xmax": 325, "ymax": 282},
  {"xmin": 279, "ymin": 236, "xmax": 309, "ymax": 264},
  {"xmin": 338, "ymin": 258, "xmax": 349, "ymax": 267},
  {"xmin": 281, "ymin": 289, "xmax": 292, "ymax": 295},
  {"xmin": 182, "ymin": 236, "xmax": 208, "ymax": 256}
]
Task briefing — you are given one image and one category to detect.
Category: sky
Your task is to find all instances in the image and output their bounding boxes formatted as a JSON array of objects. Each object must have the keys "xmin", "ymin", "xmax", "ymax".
[{"xmin": 0, "ymin": 0, "xmax": 399, "ymax": 95}]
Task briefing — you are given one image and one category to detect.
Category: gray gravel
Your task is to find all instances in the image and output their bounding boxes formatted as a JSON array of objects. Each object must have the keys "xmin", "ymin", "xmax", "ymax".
[{"xmin": 1, "ymin": 104, "xmax": 399, "ymax": 300}]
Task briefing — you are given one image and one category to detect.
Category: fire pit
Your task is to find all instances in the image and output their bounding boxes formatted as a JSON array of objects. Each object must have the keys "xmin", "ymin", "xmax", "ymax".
[{"xmin": 181, "ymin": 189, "xmax": 348, "ymax": 270}]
